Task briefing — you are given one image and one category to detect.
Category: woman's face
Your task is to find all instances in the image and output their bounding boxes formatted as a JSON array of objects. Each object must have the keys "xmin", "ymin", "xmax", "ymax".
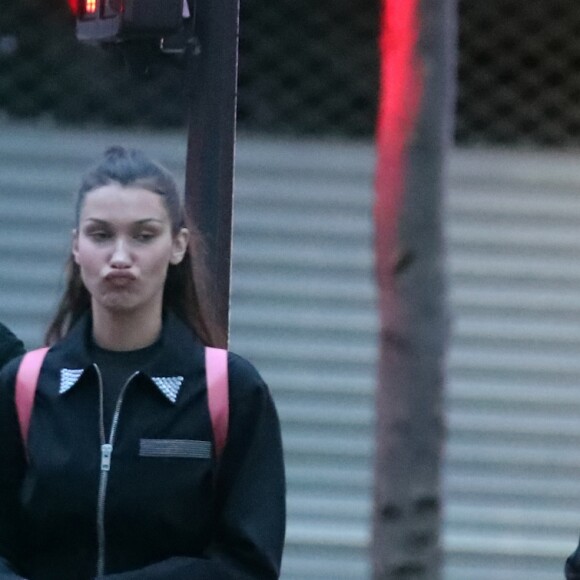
[{"xmin": 73, "ymin": 183, "xmax": 188, "ymax": 318}]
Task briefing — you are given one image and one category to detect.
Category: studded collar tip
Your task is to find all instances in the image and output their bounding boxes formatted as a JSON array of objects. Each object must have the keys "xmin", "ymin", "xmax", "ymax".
[{"xmin": 150, "ymin": 376, "xmax": 184, "ymax": 403}]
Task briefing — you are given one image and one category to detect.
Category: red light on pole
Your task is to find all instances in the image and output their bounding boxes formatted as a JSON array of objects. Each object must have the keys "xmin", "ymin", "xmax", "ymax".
[
  {"xmin": 68, "ymin": 0, "xmax": 99, "ymax": 20},
  {"xmin": 73, "ymin": 0, "xmax": 182, "ymax": 41},
  {"xmin": 84, "ymin": 0, "xmax": 98, "ymax": 17}
]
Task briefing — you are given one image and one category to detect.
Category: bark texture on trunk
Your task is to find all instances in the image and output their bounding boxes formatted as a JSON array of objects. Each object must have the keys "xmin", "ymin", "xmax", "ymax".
[{"xmin": 372, "ymin": 1, "xmax": 456, "ymax": 578}]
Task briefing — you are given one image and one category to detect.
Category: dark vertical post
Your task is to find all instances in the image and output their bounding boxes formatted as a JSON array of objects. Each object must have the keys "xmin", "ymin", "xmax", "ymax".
[
  {"xmin": 372, "ymin": 0, "xmax": 456, "ymax": 578},
  {"xmin": 183, "ymin": 0, "xmax": 240, "ymax": 348}
]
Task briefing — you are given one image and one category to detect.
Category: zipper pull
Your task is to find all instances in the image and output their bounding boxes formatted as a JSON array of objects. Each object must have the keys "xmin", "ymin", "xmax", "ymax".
[{"xmin": 101, "ymin": 443, "xmax": 113, "ymax": 471}]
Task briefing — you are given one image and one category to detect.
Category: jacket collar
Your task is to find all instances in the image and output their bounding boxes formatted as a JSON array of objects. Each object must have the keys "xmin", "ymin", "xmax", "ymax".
[
  {"xmin": 51, "ymin": 310, "xmax": 205, "ymax": 404},
  {"xmin": 58, "ymin": 368, "xmax": 185, "ymax": 403}
]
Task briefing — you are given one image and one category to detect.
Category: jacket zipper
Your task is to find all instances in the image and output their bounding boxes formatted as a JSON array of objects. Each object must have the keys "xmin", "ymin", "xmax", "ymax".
[{"xmin": 95, "ymin": 366, "xmax": 140, "ymax": 578}]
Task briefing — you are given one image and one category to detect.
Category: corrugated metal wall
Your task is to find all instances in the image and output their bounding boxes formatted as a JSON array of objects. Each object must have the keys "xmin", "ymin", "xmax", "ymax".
[
  {"xmin": 231, "ymin": 138, "xmax": 376, "ymax": 579},
  {"xmin": 444, "ymin": 149, "xmax": 580, "ymax": 580},
  {"xmin": 2, "ymin": 122, "xmax": 580, "ymax": 579}
]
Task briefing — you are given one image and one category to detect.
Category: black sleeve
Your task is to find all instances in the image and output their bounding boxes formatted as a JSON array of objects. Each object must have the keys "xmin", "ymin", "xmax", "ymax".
[
  {"xmin": 207, "ymin": 353, "xmax": 286, "ymax": 578},
  {"xmin": 102, "ymin": 354, "xmax": 286, "ymax": 580},
  {"xmin": 0, "ymin": 324, "xmax": 25, "ymax": 371},
  {"xmin": 0, "ymin": 358, "xmax": 28, "ymax": 579},
  {"xmin": 566, "ymin": 539, "xmax": 580, "ymax": 580}
]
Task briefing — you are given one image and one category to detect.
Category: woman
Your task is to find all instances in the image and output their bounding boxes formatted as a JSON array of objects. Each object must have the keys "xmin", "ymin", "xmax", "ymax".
[{"xmin": 0, "ymin": 147, "xmax": 285, "ymax": 580}]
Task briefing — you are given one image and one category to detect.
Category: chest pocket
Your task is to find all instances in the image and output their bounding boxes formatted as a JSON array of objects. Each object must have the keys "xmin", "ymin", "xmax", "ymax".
[{"xmin": 139, "ymin": 438, "xmax": 212, "ymax": 459}]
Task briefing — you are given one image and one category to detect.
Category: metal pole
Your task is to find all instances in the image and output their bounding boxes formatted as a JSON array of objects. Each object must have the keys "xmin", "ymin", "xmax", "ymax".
[{"xmin": 183, "ymin": 0, "xmax": 240, "ymax": 348}]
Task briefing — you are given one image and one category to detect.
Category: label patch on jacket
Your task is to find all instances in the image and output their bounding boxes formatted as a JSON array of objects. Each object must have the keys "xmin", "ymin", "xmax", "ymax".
[{"xmin": 139, "ymin": 439, "xmax": 212, "ymax": 459}]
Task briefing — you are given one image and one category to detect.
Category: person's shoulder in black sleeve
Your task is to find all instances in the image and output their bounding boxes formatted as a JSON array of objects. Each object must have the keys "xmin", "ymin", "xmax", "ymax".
[
  {"xmin": 566, "ymin": 540, "xmax": 580, "ymax": 579},
  {"xmin": 0, "ymin": 322, "xmax": 25, "ymax": 370}
]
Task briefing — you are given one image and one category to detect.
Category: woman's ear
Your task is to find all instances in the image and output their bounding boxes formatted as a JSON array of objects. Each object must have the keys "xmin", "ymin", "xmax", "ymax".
[
  {"xmin": 72, "ymin": 229, "xmax": 80, "ymax": 265},
  {"xmin": 170, "ymin": 228, "xmax": 190, "ymax": 265}
]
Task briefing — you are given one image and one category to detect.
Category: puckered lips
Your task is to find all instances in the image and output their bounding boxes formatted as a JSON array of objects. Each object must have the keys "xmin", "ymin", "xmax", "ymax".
[{"xmin": 104, "ymin": 270, "xmax": 137, "ymax": 286}]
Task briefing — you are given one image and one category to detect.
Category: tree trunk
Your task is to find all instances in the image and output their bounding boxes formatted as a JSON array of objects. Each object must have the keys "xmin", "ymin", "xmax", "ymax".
[{"xmin": 372, "ymin": 1, "xmax": 456, "ymax": 578}]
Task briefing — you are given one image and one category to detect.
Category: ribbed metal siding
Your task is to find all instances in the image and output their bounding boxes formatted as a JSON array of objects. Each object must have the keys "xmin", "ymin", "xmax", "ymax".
[
  {"xmin": 230, "ymin": 138, "xmax": 377, "ymax": 579},
  {"xmin": 445, "ymin": 148, "xmax": 580, "ymax": 580}
]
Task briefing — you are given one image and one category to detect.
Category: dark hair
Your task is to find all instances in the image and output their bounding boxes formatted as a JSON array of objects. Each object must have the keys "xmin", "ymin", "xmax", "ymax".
[{"xmin": 45, "ymin": 146, "xmax": 221, "ymax": 347}]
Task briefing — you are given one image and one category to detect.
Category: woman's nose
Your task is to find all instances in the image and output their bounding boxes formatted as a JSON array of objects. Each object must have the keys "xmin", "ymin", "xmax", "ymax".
[{"xmin": 110, "ymin": 239, "xmax": 131, "ymax": 267}]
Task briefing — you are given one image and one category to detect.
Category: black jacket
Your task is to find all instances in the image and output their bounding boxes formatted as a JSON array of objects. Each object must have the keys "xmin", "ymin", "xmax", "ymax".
[
  {"xmin": 0, "ymin": 313, "xmax": 285, "ymax": 580},
  {"xmin": 0, "ymin": 322, "xmax": 25, "ymax": 370},
  {"xmin": 566, "ymin": 541, "xmax": 580, "ymax": 579}
]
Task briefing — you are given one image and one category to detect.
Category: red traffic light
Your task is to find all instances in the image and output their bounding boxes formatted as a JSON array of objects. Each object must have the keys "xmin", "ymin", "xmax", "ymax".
[
  {"xmin": 72, "ymin": 0, "xmax": 185, "ymax": 42},
  {"xmin": 83, "ymin": 0, "xmax": 98, "ymax": 19}
]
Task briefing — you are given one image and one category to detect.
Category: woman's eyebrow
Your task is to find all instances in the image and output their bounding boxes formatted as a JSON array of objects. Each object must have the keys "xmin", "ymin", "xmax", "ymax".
[
  {"xmin": 133, "ymin": 219, "xmax": 165, "ymax": 225},
  {"xmin": 82, "ymin": 218, "xmax": 110, "ymax": 226},
  {"xmin": 83, "ymin": 218, "xmax": 165, "ymax": 225}
]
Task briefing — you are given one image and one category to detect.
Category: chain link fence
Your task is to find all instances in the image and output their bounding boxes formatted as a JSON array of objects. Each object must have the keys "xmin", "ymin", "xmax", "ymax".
[
  {"xmin": 458, "ymin": 0, "xmax": 580, "ymax": 145},
  {"xmin": 0, "ymin": 0, "xmax": 378, "ymax": 137},
  {"xmin": 3, "ymin": 1, "xmax": 580, "ymax": 144}
]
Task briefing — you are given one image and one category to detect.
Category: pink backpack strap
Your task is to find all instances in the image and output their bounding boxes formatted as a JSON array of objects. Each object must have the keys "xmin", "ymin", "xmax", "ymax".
[
  {"xmin": 205, "ymin": 347, "xmax": 229, "ymax": 460},
  {"xmin": 15, "ymin": 347, "xmax": 49, "ymax": 455}
]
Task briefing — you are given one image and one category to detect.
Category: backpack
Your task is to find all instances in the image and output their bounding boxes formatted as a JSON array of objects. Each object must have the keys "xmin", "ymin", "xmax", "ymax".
[{"xmin": 15, "ymin": 346, "xmax": 229, "ymax": 460}]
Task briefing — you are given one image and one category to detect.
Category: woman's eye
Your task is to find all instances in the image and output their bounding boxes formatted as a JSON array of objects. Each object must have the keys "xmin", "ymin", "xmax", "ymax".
[
  {"xmin": 135, "ymin": 232, "xmax": 155, "ymax": 242},
  {"xmin": 89, "ymin": 231, "xmax": 111, "ymax": 241}
]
